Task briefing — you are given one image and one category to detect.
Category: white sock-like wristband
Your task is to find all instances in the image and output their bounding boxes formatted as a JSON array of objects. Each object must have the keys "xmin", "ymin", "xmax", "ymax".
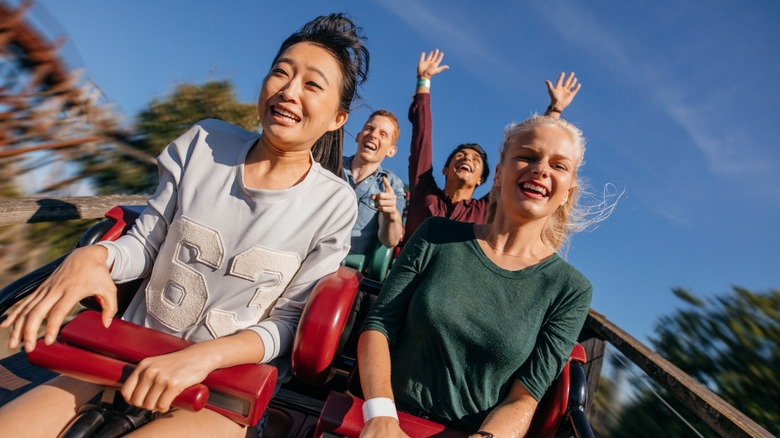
[{"xmin": 362, "ymin": 397, "xmax": 399, "ymax": 422}]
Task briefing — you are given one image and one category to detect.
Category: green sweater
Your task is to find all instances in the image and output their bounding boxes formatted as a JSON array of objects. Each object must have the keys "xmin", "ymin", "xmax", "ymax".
[{"xmin": 361, "ymin": 217, "xmax": 592, "ymax": 430}]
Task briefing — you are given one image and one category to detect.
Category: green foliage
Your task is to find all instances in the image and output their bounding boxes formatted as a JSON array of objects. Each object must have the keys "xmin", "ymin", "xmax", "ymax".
[
  {"xmin": 86, "ymin": 80, "xmax": 258, "ymax": 194},
  {"xmin": 604, "ymin": 287, "xmax": 780, "ymax": 436},
  {"xmin": 79, "ymin": 150, "xmax": 158, "ymax": 195},
  {"xmin": 27, "ymin": 219, "xmax": 100, "ymax": 260},
  {"xmin": 136, "ymin": 80, "xmax": 258, "ymax": 156},
  {"xmin": 589, "ymin": 375, "xmax": 616, "ymax": 437},
  {"xmin": 653, "ymin": 287, "xmax": 780, "ymax": 432},
  {"xmin": 3, "ymin": 82, "xmax": 257, "ymax": 286},
  {"xmin": 0, "ymin": 219, "xmax": 98, "ymax": 288}
]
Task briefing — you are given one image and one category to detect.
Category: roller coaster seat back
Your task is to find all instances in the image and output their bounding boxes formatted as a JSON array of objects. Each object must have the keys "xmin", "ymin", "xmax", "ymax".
[{"xmin": 341, "ymin": 243, "xmax": 393, "ymax": 283}]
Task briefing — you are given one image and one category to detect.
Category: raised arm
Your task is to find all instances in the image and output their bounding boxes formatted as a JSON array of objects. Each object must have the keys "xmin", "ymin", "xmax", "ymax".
[
  {"xmin": 407, "ymin": 50, "xmax": 450, "ymax": 238},
  {"xmin": 544, "ymin": 72, "xmax": 582, "ymax": 118},
  {"xmin": 409, "ymin": 49, "xmax": 450, "ymax": 178},
  {"xmin": 415, "ymin": 49, "xmax": 449, "ymax": 95}
]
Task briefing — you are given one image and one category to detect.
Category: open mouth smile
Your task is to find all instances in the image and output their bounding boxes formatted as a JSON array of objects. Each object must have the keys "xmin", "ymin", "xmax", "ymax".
[
  {"xmin": 271, "ymin": 105, "xmax": 301, "ymax": 124},
  {"xmin": 520, "ymin": 181, "xmax": 549, "ymax": 197}
]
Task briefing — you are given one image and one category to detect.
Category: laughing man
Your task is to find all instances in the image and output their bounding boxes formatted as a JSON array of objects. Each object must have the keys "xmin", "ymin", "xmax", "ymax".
[
  {"xmin": 343, "ymin": 110, "xmax": 406, "ymax": 255},
  {"xmin": 406, "ymin": 49, "xmax": 581, "ymax": 238}
]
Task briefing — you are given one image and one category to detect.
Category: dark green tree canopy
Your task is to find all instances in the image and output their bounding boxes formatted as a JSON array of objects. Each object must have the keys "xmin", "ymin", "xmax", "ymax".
[
  {"xmin": 136, "ymin": 80, "xmax": 258, "ymax": 156},
  {"xmin": 86, "ymin": 80, "xmax": 257, "ymax": 194},
  {"xmin": 604, "ymin": 287, "xmax": 779, "ymax": 436},
  {"xmin": 651, "ymin": 287, "xmax": 779, "ymax": 431}
]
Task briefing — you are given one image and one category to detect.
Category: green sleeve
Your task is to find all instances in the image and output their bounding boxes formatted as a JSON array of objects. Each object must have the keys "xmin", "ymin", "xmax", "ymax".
[
  {"xmin": 515, "ymin": 281, "xmax": 593, "ymax": 401},
  {"xmin": 360, "ymin": 218, "xmax": 433, "ymax": 343}
]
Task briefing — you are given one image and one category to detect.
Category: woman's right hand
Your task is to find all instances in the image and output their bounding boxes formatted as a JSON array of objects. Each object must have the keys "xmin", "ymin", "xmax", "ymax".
[
  {"xmin": 545, "ymin": 72, "xmax": 581, "ymax": 113},
  {"xmin": 360, "ymin": 417, "xmax": 410, "ymax": 438},
  {"xmin": 0, "ymin": 245, "xmax": 118, "ymax": 352},
  {"xmin": 417, "ymin": 49, "xmax": 449, "ymax": 79}
]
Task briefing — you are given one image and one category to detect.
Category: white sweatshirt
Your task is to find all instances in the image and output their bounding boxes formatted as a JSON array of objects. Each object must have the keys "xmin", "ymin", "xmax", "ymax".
[{"xmin": 99, "ymin": 119, "xmax": 357, "ymax": 365}]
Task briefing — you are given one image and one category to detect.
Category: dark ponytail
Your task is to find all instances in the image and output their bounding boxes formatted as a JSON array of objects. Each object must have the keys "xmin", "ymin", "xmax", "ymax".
[{"xmin": 312, "ymin": 129, "xmax": 344, "ymax": 175}]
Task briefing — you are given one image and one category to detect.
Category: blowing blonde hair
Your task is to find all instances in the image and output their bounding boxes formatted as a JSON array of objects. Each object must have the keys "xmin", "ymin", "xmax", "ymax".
[{"xmin": 486, "ymin": 115, "xmax": 587, "ymax": 251}]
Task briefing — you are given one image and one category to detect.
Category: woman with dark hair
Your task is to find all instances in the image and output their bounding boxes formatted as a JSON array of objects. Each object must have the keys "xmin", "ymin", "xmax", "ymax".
[
  {"xmin": 0, "ymin": 13, "xmax": 368, "ymax": 437},
  {"xmin": 270, "ymin": 13, "xmax": 369, "ymax": 176},
  {"xmin": 358, "ymin": 115, "xmax": 604, "ymax": 437}
]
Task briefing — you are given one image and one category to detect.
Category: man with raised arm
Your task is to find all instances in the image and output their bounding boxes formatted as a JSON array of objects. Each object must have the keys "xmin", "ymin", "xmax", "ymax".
[
  {"xmin": 343, "ymin": 110, "xmax": 406, "ymax": 255},
  {"xmin": 406, "ymin": 49, "xmax": 581, "ymax": 238}
]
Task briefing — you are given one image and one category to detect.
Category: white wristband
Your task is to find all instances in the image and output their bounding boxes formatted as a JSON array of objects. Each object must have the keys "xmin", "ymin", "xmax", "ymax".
[{"xmin": 362, "ymin": 397, "xmax": 399, "ymax": 422}]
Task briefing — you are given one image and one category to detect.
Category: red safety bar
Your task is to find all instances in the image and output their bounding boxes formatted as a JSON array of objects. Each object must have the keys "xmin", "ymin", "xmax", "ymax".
[
  {"xmin": 314, "ymin": 344, "xmax": 587, "ymax": 438},
  {"xmin": 28, "ymin": 311, "xmax": 277, "ymax": 426},
  {"xmin": 292, "ymin": 266, "xmax": 362, "ymax": 384},
  {"xmin": 101, "ymin": 206, "xmax": 142, "ymax": 242},
  {"xmin": 26, "ymin": 342, "xmax": 209, "ymax": 411}
]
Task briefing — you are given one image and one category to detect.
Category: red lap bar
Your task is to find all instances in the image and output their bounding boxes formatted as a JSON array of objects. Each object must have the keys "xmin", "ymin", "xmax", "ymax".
[
  {"xmin": 44, "ymin": 311, "xmax": 277, "ymax": 426},
  {"xmin": 26, "ymin": 342, "xmax": 208, "ymax": 411}
]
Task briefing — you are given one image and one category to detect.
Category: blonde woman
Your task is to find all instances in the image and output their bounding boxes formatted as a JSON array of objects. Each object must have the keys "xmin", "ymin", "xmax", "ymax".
[{"xmin": 359, "ymin": 115, "xmax": 596, "ymax": 438}]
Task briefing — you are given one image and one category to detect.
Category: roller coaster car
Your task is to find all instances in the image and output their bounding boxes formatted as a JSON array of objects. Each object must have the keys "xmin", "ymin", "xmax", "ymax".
[{"xmin": 0, "ymin": 206, "xmax": 595, "ymax": 438}]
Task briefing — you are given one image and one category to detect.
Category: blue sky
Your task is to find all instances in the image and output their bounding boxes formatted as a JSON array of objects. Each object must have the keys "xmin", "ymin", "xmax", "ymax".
[{"xmin": 18, "ymin": 0, "xmax": 780, "ymax": 343}]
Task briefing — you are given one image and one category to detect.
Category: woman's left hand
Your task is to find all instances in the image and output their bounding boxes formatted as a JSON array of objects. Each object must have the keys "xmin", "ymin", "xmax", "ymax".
[{"xmin": 121, "ymin": 346, "xmax": 213, "ymax": 412}]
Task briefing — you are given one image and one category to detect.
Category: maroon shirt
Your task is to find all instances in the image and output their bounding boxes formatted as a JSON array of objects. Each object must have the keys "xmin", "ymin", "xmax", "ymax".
[{"xmin": 406, "ymin": 93, "xmax": 488, "ymax": 239}]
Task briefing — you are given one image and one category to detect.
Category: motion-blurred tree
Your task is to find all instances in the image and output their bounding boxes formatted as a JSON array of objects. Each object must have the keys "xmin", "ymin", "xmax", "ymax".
[
  {"xmin": 85, "ymin": 80, "xmax": 258, "ymax": 194},
  {"xmin": 605, "ymin": 287, "xmax": 780, "ymax": 437},
  {"xmin": 2, "ymin": 81, "xmax": 257, "ymax": 287},
  {"xmin": 136, "ymin": 80, "xmax": 258, "ymax": 156}
]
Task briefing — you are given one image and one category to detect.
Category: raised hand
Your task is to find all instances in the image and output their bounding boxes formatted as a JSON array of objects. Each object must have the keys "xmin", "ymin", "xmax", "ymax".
[
  {"xmin": 0, "ymin": 245, "xmax": 118, "ymax": 352},
  {"xmin": 545, "ymin": 72, "xmax": 582, "ymax": 114},
  {"xmin": 372, "ymin": 176, "xmax": 398, "ymax": 216},
  {"xmin": 417, "ymin": 49, "xmax": 449, "ymax": 80}
]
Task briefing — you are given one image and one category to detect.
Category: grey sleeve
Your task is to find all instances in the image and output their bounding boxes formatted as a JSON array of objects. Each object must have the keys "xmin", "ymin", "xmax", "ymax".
[{"xmin": 96, "ymin": 124, "xmax": 198, "ymax": 282}]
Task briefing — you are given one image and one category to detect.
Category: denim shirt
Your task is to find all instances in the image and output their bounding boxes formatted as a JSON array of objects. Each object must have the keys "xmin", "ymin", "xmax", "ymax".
[{"xmin": 342, "ymin": 155, "xmax": 406, "ymax": 255}]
